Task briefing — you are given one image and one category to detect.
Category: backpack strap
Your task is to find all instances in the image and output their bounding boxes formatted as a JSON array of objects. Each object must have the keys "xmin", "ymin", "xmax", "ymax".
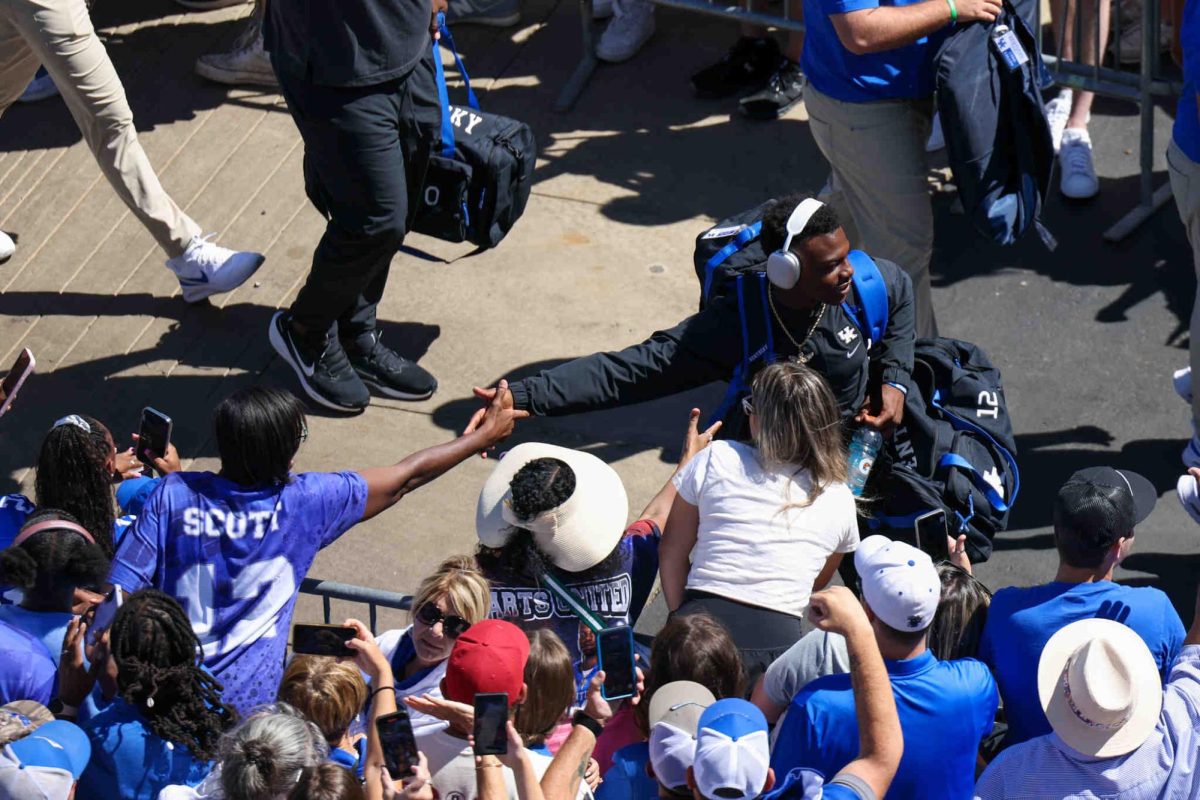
[
  {"xmin": 701, "ymin": 221, "xmax": 762, "ymax": 304},
  {"xmin": 431, "ymin": 14, "xmax": 481, "ymax": 159},
  {"xmin": 842, "ymin": 251, "xmax": 889, "ymax": 347}
]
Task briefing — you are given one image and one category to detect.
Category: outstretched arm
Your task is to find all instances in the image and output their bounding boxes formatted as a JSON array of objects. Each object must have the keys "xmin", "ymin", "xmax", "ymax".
[{"xmin": 358, "ymin": 380, "xmax": 526, "ymax": 520}]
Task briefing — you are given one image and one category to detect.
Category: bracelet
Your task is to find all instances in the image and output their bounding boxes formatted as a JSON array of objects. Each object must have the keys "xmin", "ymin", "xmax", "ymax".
[
  {"xmin": 371, "ymin": 685, "xmax": 397, "ymax": 700},
  {"xmin": 572, "ymin": 710, "xmax": 604, "ymax": 738},
  {"xmin": 944, "ymin": 0, "xmax": 957, "ymax": 23}
]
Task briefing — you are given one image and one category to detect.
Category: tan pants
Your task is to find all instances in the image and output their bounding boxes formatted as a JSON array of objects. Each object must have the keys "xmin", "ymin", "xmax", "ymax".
[
  {"xmin": 1169, "ymin": 137, "xmax": 1200, "ymax": 429},
  {"xmin": 805, "ymin": 85, "xmax": 937, "ymax": 338},
  {"xmin": 0, "ymin": 0, "xmax": 201, "ymax": 256}
]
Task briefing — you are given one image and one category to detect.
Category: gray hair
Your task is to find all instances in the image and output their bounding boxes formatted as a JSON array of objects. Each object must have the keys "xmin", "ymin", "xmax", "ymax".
[{"xmin": 219, "ymin": 703, "xmax": 329, "ymax": 800}]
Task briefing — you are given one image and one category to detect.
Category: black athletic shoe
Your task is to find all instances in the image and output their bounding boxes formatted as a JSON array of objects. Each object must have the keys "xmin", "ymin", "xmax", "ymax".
[
  {"xmin": 739, "ymin": 59, "xmax": 805, "ymax": 120},
  {"xmin": 269, "ymin": 311, "xmax": 370, "ymax": 412},
  {"xmin": 344, "ymin": 330, "xmax": 438, "ymax": 400},
  {"xmin": 691, "ymin": 37, "xmax": 782, "ymax": 99}
]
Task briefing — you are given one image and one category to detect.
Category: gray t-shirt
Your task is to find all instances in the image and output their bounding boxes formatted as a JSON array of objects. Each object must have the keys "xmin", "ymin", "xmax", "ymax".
[{"xmin": 763, "ymin": 629, "xmax": 851, "ymax": 707}]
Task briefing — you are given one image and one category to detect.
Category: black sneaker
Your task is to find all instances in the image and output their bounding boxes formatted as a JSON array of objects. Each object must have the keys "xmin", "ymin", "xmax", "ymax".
[
  {"xmin": 691, "ymin": 37, "xmax": 782, "ymax": 99},
  {"xmin": 739, "ymin": 59, "xmax": 805, "ymax": 120},
  {"xmin": 269, "ymin": 311, "xmax": 370, "ymax": 412},
  {"xmin": 344, "ymin": 330, "xmax": 438, "ymax": 401}
]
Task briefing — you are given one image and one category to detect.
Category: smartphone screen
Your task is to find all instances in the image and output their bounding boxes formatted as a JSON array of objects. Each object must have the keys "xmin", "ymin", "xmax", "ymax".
[
  {"xmin": 598, "ymin": 626, "xmax": 636, "ymax": 701},
  {"xmin": 88, "ymin": 586, "xmax": 122, "ymax": 647},
  {"xmin": 0, "ymin": 349, "xmax": 35, "ymax": 418},
  {"xmin": 137, "ymin": 407, "xmax": 172, "ymax": 476},
  {"xmin": 915, "ymin": 509, "xmax": 951, "ymax": 562},
  {"xmin": 473, "ymin": 692, "xmax": 509, "ymax": 755},
  {"xmin": 291, "ymin": 624, "xmax": 356, "ymax": 658},
  {"xmin": 376, "ymin": 709, "xmax": 419, "ymax": 779}
]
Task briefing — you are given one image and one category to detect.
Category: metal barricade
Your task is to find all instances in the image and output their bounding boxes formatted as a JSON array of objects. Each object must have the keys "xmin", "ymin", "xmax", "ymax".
[
  {"xmin": 298, "ymin": 577, "xmax": 412, "ymax": 634},
  {"xmin": 557, "ymin": 0, "xmax": 1180, "ymax": 243}
]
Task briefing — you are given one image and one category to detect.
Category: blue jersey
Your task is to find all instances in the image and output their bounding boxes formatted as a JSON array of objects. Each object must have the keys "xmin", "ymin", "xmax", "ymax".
[{"xmin": 109, "ymin": 470, "xmax": 368, "ymax": 714}]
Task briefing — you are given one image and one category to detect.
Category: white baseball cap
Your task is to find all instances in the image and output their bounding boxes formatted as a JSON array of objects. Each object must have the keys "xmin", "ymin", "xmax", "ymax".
[
  {"xmin": 693, "ymin": 699, "xmax": 771, "ymax": 800},
  {"xmin": 854, "ymin": 535, "xmax": 940, "ymax": 633}
]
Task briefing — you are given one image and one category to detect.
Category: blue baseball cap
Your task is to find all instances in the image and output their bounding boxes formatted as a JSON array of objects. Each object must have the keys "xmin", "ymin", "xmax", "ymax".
[
  {"xmin": 9, "ymin": 720, "xmax": 91, "ymax": 777},
  {"xmin": 694, "ymin": 699, "xmax": 771, "ymax": 800}
]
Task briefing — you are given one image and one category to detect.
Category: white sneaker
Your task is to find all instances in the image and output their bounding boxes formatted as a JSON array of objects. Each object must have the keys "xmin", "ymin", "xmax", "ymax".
[
  {"xmin": 926, "ymin": 111, "xmax": 945, "ymax": 152},
  {"xmin": 596, "ymin": 0, "xmax": 654, "ymax": 63},
  {"xmin": 17, "ymin": 69, "xmax": 58, "ymax": 104},
  {"xmin": 0, "ymin": 231, "xmax": 14, "ymax": 264},
  {"xmin": 593, "ymin": 0, "xmax": 614, "ymax": 18},
  {"xmin": 166, "ymin": 234, "xmax": 265, "ymax": 303},
  {"xmin": 1044, "ymin": 89, "xmax": 1072, "ymax": 153},
  {"xmin": 1175, "ymin": 367, "xmax": 1193, "ymax": 404},
  {"xmin": 1059, "ymin": 128, "xmax": 1099, "ymax": 199},
  {"xmin": 194, "ymin": 26, "xmax": 277, "ymax": 88},
  {"xmin": 1178, "ymin": 472, "xmax": 1200, "ymax": 523}
]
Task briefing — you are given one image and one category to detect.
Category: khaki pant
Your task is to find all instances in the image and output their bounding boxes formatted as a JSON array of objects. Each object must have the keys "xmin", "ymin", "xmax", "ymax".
[
  {"xmin": 1169, "ymin": 137, "xmax": 1200, "ymax": 429},
  {"xmin": 805, "ymin": 84, "xmax": 937, "ymax": 338},
  {"xmin": 0, "ymin": 0, "xmax": 201, "ymax": 256}
]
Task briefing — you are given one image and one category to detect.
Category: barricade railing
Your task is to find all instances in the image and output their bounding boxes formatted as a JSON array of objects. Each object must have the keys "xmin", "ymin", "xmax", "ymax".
[
  {"xmin": 299, "ymin": 577, "xmax": 412, "ymax": 634},
  {"xmin": 557, "ymin": 0, "xmax": 1180, "ymax": 242}
]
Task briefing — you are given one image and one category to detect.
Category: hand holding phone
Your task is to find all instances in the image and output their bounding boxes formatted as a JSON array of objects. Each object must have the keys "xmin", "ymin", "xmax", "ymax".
[
  {"xmin": 376, "ymin": 709, "xmax": 420, "ymax": 779},
  {"xmin": 0, "ymin": 349, "xmax": 35, "ymax": 419},
  {"xmin": 88, "ymin": 587, "xmax": 122, "ymax": 648},
  {"xmin": 136, "ymin": 407, "xmax": 172, "ymax": 477},
  {"xmin": 914, "ymin": 509, "xmax": 951, "ymax": 562},
  {"xmin": 291, "ymin": 624, "xmax": 357, "ymax": 658},
  {"xmin": 472, "ymin": 692, "xmax": 509, "ymax": 755},
  {"xmin": 598, "ymin": 626, "xmax": 636, "ymax": 701}
]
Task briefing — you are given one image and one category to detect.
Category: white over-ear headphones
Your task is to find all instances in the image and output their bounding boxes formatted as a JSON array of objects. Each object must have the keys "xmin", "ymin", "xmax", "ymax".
[{"xmin": 765, "ymin": 198, "xmax": 825, "ymax": 290}]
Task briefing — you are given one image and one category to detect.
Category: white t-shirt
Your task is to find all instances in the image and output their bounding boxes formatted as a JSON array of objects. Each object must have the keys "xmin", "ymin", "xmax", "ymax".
[
  {"xmin": 419, "ymin": 728, "xmax": 592, "ymax": 800},
  {"xmin": 673, "ymin": 440, "xmax": 859, "ymax": 618}
]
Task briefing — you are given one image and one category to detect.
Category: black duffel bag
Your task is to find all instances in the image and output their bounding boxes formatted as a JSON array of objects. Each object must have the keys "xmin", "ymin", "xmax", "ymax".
[{"xmin": 412, "ymin": 19, "xmax": 536, "ymax": 249}]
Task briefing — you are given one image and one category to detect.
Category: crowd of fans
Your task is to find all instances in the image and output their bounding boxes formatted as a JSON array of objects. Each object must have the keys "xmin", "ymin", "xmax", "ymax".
[{"xmin": 0, "ymin": 361, "xmax": 1190, "ymax": 799}]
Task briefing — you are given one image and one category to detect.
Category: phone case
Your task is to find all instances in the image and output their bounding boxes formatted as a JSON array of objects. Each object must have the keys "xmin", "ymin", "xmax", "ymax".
[{"xmin": 598, "ymin": 626, "xmax": 635, "ymax": 701}]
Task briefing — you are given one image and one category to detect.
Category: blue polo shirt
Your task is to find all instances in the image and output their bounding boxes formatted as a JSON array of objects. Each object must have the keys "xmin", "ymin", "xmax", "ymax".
[
  {"xmin": 771, "ymin": 651, "xmax": 996, "ymax": 799},
  {"xmin": 802, "ymin": 0, "xmax": 949, "ymax": 102},
  {"xmin": 1175, "ymin": 0, "xmax": 1200, "ymax": 162},
  {"xmin": 0, "ymin": 619, "xmax": 56, "ymax": 705},
  {"xmin": 978, "ymin": 580, "xmax": 1184, "ymax": 747}
]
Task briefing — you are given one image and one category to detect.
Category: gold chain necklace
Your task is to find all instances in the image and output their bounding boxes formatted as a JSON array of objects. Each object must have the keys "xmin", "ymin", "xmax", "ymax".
[{"xmin": 768, "ymin": 287, "xmax": 825, "ymax": 364}]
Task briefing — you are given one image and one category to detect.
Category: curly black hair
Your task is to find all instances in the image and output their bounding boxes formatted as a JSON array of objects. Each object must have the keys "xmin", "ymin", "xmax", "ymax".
[
  {"xmin": 0, "ymin": 509, "xmax": 110, "ymax": 602},
  {"xmin": 108, "ymin": 589, "xmax": 237, "ymax": 761},
  {"xmin": 759, "ymin": 193, "xmax": 842, "ymax": 256},
  {"xmin": 476, "ymin": 457, "xmax": 625, "ymax": 584},
  {"xmin": 35, "ymin": 414, "xmax": 116, "ymax": 558}
]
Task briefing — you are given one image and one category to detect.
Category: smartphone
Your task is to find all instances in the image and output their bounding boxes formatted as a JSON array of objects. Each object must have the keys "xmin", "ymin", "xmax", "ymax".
[
  {"xmin": 598, "ymin": 625, "xmax": 636, "ymax": 701},
  {"xmin": 376, "ymin": 709, "xmax": 420, "ymax": 779},
  {"xmin": 915, "ymin": 509, "xmax": 951, "ymax": 562},
  {"xmin": 88, "ymin": 586, "xmax": 122, "ymax": 647},
  {"xmin": 472, "ymin": 692, "xmax": 509, "ymax": 756},
  {"xmin": 291, "ymin": 624, "xmax": 356, "ymax": 658},
  {"xmin": 137, "ymin": 407, "xmax": 172, "ymax": 477},
  {"xmin": 0, "ymin": 349, "xmax": 35, "ymax": 418}
]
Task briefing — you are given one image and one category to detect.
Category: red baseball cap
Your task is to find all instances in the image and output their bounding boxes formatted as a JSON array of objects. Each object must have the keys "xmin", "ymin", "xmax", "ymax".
[{"xmin": 443, "ymin": 619, "xmax": 530, "ymax": 706}]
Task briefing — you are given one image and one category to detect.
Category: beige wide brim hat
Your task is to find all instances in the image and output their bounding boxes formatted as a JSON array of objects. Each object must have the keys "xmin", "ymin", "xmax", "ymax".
[
  {"xmin": 1037, "ymin": 618, "xmax": 1163, "ymax": 758},
  {"xmin": 475, "ymin": 442, "xmax": 629, "ymax": 573}
]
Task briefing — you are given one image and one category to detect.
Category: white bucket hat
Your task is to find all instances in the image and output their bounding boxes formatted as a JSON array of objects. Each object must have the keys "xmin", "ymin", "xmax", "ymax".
[
  {"xmin": 1037, "ymin": 618, "xmax": 1163, "ymax": 758},
  {"xmin": 475, "ymin": 443, "xmax": 629, "ymax": 573}
]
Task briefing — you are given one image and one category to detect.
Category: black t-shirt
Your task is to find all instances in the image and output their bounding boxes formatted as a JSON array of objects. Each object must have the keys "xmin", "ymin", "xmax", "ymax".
[{"xmin": 264, "ymin": 0, "xmax": 431, "ymax": 87}]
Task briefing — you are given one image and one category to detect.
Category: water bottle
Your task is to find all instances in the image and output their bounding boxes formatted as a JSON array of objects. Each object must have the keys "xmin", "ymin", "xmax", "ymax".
[{"xmin": 847, "ymin": 426, "xmax": 883, "ymax": 496}]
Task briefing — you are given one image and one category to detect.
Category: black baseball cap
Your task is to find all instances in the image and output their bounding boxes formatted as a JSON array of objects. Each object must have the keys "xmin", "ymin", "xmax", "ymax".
[{"xmin": 1055, "ymin": 467, "xmax": 1157, "ymax": 539}]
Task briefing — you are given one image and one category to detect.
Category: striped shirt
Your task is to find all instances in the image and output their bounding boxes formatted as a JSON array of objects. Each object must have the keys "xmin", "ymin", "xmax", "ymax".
[{"xmin": 975, "ymin": 645, "xmax": 1200, "ymax": 799}]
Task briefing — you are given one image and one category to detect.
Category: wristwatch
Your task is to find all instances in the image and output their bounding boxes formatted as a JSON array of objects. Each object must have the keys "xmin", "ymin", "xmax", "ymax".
[{"xmin": 572, "ymin": 709, "xmax": 603, "ymax": 738}]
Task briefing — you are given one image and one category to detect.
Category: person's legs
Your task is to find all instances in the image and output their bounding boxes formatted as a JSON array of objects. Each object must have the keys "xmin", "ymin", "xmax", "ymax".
[
  {"xmin": 1052, "ymin": 0, "xmax": 1108, "ymax": 198},
  {"xmin": 0, "ymin": 1, "xmax": 46, "ymax": 118},
  {"xmin": 805, "ymin": 86, "xmax": 938, "ymax": 337},
  {"xmin": 194, "ymin": 0, "xmax": 277, "ymax": 88},
  {"xmin": 4, "ymin": 0, "xmax": 202, "ymax": 255},
  {"xmin": 1168, "ymin": 140, "xmax": 1200, "ymax": 444}
]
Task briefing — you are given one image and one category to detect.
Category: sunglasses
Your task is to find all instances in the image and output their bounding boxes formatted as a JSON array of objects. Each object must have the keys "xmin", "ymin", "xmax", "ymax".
[
  {"xmin": 740, "ymin": 396, "xmax": 754, "ymax": 416},
  {"xmin": 415, "ymin": 602, "xmax": 471, "ymax": 639}
]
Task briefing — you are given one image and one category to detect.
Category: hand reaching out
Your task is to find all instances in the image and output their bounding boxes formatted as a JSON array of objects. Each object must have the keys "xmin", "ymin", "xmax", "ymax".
[
  {"xmin": 807, "ymin": 586, "xmax": 872, "ymax": 638},
  {"xmin": 463, "ymin": 379, "xmax": 528, "ymax": 457},
  {"xmin": 679, "ymin": 408, "xmax": 721, "ymax": 468}
]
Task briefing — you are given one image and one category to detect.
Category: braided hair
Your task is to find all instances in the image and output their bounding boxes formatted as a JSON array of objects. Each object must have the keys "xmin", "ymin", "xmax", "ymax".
[
  {"xmin": 35, "ymin": 414, "xmax": 116, "ymax": 558},
  {"xmin": 108, "ymin": 589, "xmax": 236, "ymax": 761},
  {"xmin": 0, "ymin": 509, "xmax": 109, "ymax": 605}
]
